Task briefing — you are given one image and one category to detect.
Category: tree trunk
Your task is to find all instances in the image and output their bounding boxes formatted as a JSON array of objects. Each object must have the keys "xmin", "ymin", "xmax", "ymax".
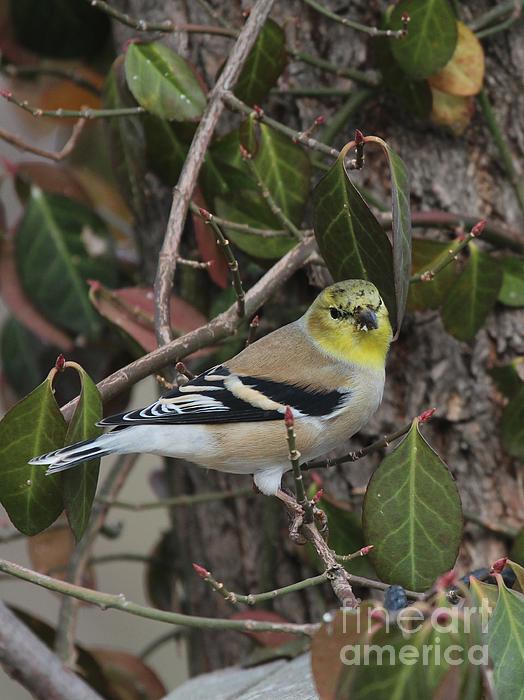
[{"xmin": 111, "ymin": 0, "xmax": 524, "ymax": 674}]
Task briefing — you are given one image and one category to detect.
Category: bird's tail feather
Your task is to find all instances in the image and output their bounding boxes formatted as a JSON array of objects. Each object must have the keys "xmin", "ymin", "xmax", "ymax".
[{"xmin": 29, "ymin": 434, "xmax": 117, "ymax": 475}]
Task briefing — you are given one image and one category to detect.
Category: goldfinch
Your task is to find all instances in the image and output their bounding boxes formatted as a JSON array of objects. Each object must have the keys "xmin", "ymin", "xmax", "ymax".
[{"xmin": 31, "ymin": 280, "xmax": 392, "ymax": 496}]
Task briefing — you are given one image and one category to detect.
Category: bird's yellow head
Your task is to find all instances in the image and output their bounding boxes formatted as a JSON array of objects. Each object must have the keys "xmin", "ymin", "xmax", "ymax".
[{"xmin": 305, "ymin": 280, "xmax": 392, "ymax": 369}]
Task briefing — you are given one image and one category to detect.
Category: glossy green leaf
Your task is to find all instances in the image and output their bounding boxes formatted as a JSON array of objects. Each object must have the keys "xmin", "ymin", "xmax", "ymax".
[
  {"xmin": 144, "ymin": 115, "xmax": 194, "ymax": 186},
  {"xmin": 62, "ymin": 366, "xmax": 102, "ymax": 541},
  {"xmin": 247, "ymin": 121, "xmax": 311, "ymax": 226},
  {"xmin": 103, "ymin": 56, "xmax": 147, "ymax": 215},
  {"xmin": 469, "ymin": 576, "xmax": 499, "ymax": 614},
  {"xmin": 488, "ymin": 577, "xmax": 524, "ymax": 700},
  {"xmin": 501, "ymin": 384, "xmax": 524, "ymax": 461},
  {"xmin": 125, "ymin": 42, "xmax": 206, "ymax": 121},
  {"xmin": 441, "ymin": 243, "xmax": 502, "ymax": 341},
  {"xmin": 363, "ymin": 420, "xmax": 462, "ymax": 591},
  {"xmin": 15, "ymin": 188, "xmax": 117, "ymax": 339},
  {"xmin": 313, "ymin": 145, "xmax": 397, "ymax": 325},
  {"xmin": 0, "ymin": 372, "xmax": 66, "ymax": 535},
  {"xmin": 408, "ymin": 239, "xmax": 461, "ymax": 311},
  {"xmin": 215, "ymin": 190, "xmax": 295, "ymax": 259},
  {"xmin": 234, "ymin": 19, "xmax": 287, "ymax": 106},
  {"xmin": 498, "ymin": 257, "xmax": 524, "ymax": 307},
  {"xmin": 338, "ymin": 615, "xmax": 482, "ymax": 700},
  {"xmin": 1, "ymin": 317, "xmax": 45, "ymax": 398},
  {"xmin": 389, "ymin": 0, "xmax": 458, "ymax": 80},
  {"xmin": 509, "ymin": 560, "xmax": 524, "ymax": 591},
  {"xmin": 489, "ymin": 358, "xmax": 524, "ymax": 400}
]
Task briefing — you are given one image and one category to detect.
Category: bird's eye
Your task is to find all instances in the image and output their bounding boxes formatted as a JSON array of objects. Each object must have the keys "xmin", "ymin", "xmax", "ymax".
[{"xmin": 329, "ymin": 307, "xmax": 342, "ymax": 320}]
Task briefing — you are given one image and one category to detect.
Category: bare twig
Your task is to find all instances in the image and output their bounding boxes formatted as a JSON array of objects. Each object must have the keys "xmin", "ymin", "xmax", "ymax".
[
  {"xmin": 193, "ymin": 562, "xmax": 328, "ymax": 605},
  {"xmin": 0, "ymin": 119, "xmax": 86, "ymax": 162},
  {"xmin": 241, "ymin": 148, "xmax": 304, "ymax": 240},
  {"xmin": 193, "ymin": 205, "xmax": 246, "ymax": 317},
  {"xmin": 61, "ymin": 235, "xmax": 316, "ymax": 421},
  {"xmin": 285, "ymin": 408, "xmax": 314, "ymax": 523},
  {"xmin": 176, "ymin": 256, "xmax": 212, "ymax": 269},
  {"xmin": 0, "ymin": 601, "xmax": 102, "ymax": 700},
  {"xmin": 288, "ymin": 48, "xmax": 380, "ymax": 87},
  {"xmin": 153, "ymin": 0, "xmax": 277, "ymax": 347},
  {"xmin": 54, "ymin": 455, "xmax": 137, "ymax": 665},
  {"xmin": 302, "ymin": 0, "xmax": 408, "ymax": 37},
  {"xmin": 222, "ymin": 91, "xmax": 339, "ymax": 158},
  {"xmin": 0, "ymin": 91, "xmax": 145, "ymax": 119},
  {"xmin": 101, "ymin": 487, "xmax": 253, "ymax": 511},
  {"xmin": 192, "ymin": 205, "xmax": 288, "ymax": 236},
  {"xmin": 334, "ymin": 544, "xmax": 374, "ymax": 563},
  {"xmin": 0, "ymin": 558, "xmax": 318, "ymax": 636}
]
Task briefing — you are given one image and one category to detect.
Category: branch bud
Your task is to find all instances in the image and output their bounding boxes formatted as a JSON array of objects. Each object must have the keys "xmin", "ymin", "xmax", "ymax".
[
  {"xmin": 311, "ymin": 488, "xmax": 324, "ymax": 504},
  {"xmin": 355, "ymin": 129, "xmax": 365, "ymax": 145},
  {"xmin": 360, "ymin": 545, "xmax": 374, "ymax": 556},
  {"xmin": 471, "ymin": 219, "xmax": 486, "ymax": 237},
  {"xmin": 490, "ymin": 557, "xmax": 508, "ymax": 575},
  {"xmin": 55, "ymin": 354, "xmax": 66, "ymax": 372},
  {"xmin": 314, "ymin": 115, "xmax": 325, "ymax": 126},
  {"xmin": 239, "ymin": 144, "xmax": 252, "ymax": 160},
  {"xmin": 253, "ymin": 104, "xmax": 264, "ymax": 118},
  {"xmin": 418, "ymin": 407, "xmax": 436, "ymax": 423},
  {"xmin": 192, "ymin": 562, "xmax": 210, "ymax": 579},
  {"xmin": 198, "ymin": 207, "xmax": 213, "ymax": 222},
  {"xmin": 284, "ymin": 405, "xmax": 294, "ymax": 428},
  {"xmin": 436, "ymin": 569, "xmax": 457, "ymax": 590}
]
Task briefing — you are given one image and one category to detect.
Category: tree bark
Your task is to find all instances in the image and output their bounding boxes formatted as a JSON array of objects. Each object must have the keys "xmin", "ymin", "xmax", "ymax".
[{"xmin": 111, "ymin": 0, "xmax": 524, "ymax": 674}]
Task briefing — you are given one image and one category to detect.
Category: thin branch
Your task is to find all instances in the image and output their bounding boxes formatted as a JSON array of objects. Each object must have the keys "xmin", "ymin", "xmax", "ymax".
[
  {"xmin": 0, "ymin": 558, "xmax": 318, "ymax": 636},
  {"xmin": 305, "ymin": 408, "xmax": 436, "ymax": 470},
  {"xmin": 102, "ymin": 487, "xmax": 253, "ymax": 511},
  {"xmin": 478, "ymin": 88, "xmax": 524, "ymax": 217},
  {"xmin": 0, "ymin": 119, "xmax": 86, "ymax": 162},
  {"xmin": 469, "ymin": 0, "xmax": 523, "ymax": 32},
  {"xmin": 285, "ymin": 408, "xmax": 314, "ymax": 523},
  {"xmin": 193, "ymin": 563, "xmax": 328, "ymax": 605},
  {"xmin": 272, "ymin": 87, "xmax": 356, "ymax": 97},
  {"xmin": 0, "ymin": 602, "xmax": 103, "ymax": 700},
  {"xmin": 196, "ymin": 212, "xmax": 288, "ymax": 237},
  {"xmin": 0, "ymin": 91, "xmax": 145, "ymax": 119},
  {"xmin": 61, "ymin": 235, "xmax": 316, "ymax": 421},
  {"xmin": 3, "ymin": 64, "xmax": 101, "ymax": 95},
  {"xmin": 193, "ymin": 205, "xmax": 246, "ymax": 317},
  {"xmin": 86, "ymin": 0, "xmax": 237, "ymax": 35},
  {"xmin": 476, "ymin": 15, "xmax": 521, "ymax": 38},
  {"xmin": 302, "ymin": 0, "xmax": 408, "ymax": 38},
  {"xmin": 334, "ymin": 544, "xmax": 374, "ymax": 564},
  {"xmin": 54, "ymin": 455, "xmax": 137, "ymax": 665},
  {"xmin": 222, "ymin": 91, "xmax": 339, "ymax": 158},
  {"xmin": 176, "ymin": 256, "xmax": 212, "ymax": 270},
  {"xmin": 410, "ymin": 220, "xmax": 485, "ymax": 283},
  {"xmin": 241, "ymin": 149, "xmax": 303, "ymax": 240},
  {"xmin": 154, "ymin": 0, "xmax": 277, "ymax": 347},
  {"xmin": 379, "ymin": 210, "xmax": 524, "ymax": 254}
]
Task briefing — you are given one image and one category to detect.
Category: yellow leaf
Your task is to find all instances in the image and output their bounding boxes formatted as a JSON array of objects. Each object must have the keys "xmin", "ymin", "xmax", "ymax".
[
  {"xmin": 430, "ymin": 87, "xmax": 474, "ymax": 135},
  {"xmin": 429, "ymin": 22, "xmax": 485, "ymax": 97}
]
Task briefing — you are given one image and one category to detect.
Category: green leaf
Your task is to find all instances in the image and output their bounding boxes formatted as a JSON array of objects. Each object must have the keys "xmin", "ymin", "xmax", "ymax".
[
  {"xmin": 0, "ymin": 372, "xmax": 66, "ymax": 535},
  {"xmin": 441, "ymin": 243, "xmax": 502, "ymax": 341},
  {"xmin": 498, "ymin": 257, "xmax": 524, "ymax": 307},
  {"xmin": 103, "ymin": 56, "xmax": 147, "ymax": 215},
  {"xmin": 488, "ymin": 577, "xmax": 524, "ymax": 700},
  {"xmin": 143, "ymin": 115, "xmax": 194, "ymax": 186},
  {"xmin": 234, "ymin": 19, "xmax": 287, "ymax": 106},
  {"xmin": 509, "ymin": 560, "xmax": 524, "ymax": 591},
  {"xmin": 489, "ymin": 358, "xmax": 524, "ymax": 400},
  {"xmin": 15, "ymin": 188, "xmax": 118, "ymax": 339},
  {"xmin": 469, "ymin": 576, "xmax": 499, "ymax": 614},
  {"xmin": 501, "ymin": 384, "xmax": 524, "ymax": 461},
  {"xmin": 408, "ymin": 239, "xmax": 460, "ymax": 311},
  {"xmin": 215, "ymin": 190, "xmax": 295, "ymax": 259},
  {"xmin": 313, "ymin": 146, "xmax": 397, "ymax": 326},
  {"xmin": 389, "ymin": 0, "xmax": 458, "ymax": 80},
  {"xmin": 362, "ymin": 420, "xmax": 462, "ymax": 591},
  {"xmin": 0, "ymin": 317, "xmax": 46, "ymax": 398},
  {"xmin": 125, "ymin": 41, "xmax": 206, "ymax": 121},
  {"xmin": 62, "ymin": 366, "xmax": 102, "ymax": 541},
  {"xmin": 246, "ymin": 121, "xmax": 311, "ymax": 226},
  {"xmin": 338, "ymin": 615, "xmax": 482, "ymax": 699}
]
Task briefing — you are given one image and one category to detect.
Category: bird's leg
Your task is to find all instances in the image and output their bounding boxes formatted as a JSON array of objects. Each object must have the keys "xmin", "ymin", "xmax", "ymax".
[
  {"xmin": 275, "ymin": 489, "xmax": 307, "ymax": 544},
  {"xmin": 313, "ymin": 506, "xmax": 329, "ymax": 541}
]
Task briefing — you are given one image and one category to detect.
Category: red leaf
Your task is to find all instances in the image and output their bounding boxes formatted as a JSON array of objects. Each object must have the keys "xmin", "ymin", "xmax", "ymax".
[
  {"xmin": 14, "ymin": 161, "xmax": 92, "ymax": 206},
  {"xmin": 0, "ymin": 237, "xmax": 74, "ymax": 350},
  {"xmin": 88, "ymin": 284, "xmax": 211, "ymax": 355},
  {"xmin": 230, "ymin": 610, "xmax": 296, "ymax": 648},
  {"xmin": 89, "ymin": 649, "xmax": 166, "ymax": 700}
]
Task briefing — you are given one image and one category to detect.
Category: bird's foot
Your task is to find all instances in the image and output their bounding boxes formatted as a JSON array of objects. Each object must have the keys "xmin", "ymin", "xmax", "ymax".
[{"xmin": 313, "ymin": 505, "xmax": 329, "ymax": 541}]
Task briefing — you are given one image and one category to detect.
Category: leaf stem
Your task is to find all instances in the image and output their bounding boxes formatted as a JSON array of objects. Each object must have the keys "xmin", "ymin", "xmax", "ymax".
[
  {"xmin": 0, "ymin": 558, "xmax": 318, "ymax": 635},
  {"xmin": 301, "ymin": 0, "xmax": 406, "ymax": 37},
  {"xmin": 477, "ymin": 88, "xmax": 524, "ymax": 217},
  {"xmin": 192, "ymin": 207, "xmax": 288, "ymax": 237},
  {"xmin": 0, "ymin": 91, "xmax": 145, "ymax": 119}
]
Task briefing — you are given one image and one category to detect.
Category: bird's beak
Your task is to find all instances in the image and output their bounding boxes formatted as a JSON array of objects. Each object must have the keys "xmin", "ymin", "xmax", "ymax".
[{"xmin": 356, "ymin": 308, "xmax": 378, "ymax": 332}]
